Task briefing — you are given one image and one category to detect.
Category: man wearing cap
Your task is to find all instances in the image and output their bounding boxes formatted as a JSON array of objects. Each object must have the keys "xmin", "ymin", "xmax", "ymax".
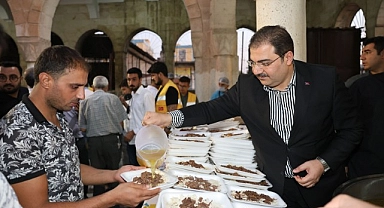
[
  {"xmin": 210, "ymin": 77, "xmax": 230, "ymax": 100},
  {"xmin": 148, "ymin": 62, "xmax": 182, "ymax": 113}
]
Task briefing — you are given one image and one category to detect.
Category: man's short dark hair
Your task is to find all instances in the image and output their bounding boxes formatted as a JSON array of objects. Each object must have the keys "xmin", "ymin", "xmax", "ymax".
[
  {"xmin": 0, "ymin": 61, "xmax": 22, "ymax": 76},
  {"xmin": 363, "ymin": 36, "xmax": 384, "ymax": 55},
  {"xmin": 119, "ymin": 78, "xmax": 128, "ymax": 88},
  {"xmin": 147, "ymin": 62, "xmax": 168, "ymax": 77},
  {"xmin": 179, "ymin": 76, "xmax": 190, "ymax": 84},
  {"xmin": 127, "ymin": 67, "xmax": 142, "ymax": 79},
  {"xmin": 24, "ymin": 67, "xmax": 34, "ymax": 88},
  {"xmin": 249, "ymin": 25, "xmax": 294, "ymax": 57},
  {"xmin": 34, "ymin": 45, "xmax": 90, "ymax": 83}
]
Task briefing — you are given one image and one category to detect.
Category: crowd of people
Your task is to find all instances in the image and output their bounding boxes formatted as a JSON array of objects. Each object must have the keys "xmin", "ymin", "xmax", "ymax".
[{"xmin": 0, "ymin": 24, "xmax": 383, "ymax": 208}]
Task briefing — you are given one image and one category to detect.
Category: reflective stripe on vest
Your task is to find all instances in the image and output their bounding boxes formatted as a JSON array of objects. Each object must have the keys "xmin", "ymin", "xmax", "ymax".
[{"xmin": 186, "ymin": 92, "xmax": 197, "ymax": 106}]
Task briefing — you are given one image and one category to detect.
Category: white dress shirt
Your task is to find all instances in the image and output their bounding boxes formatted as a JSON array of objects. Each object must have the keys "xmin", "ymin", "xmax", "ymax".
[{"xmin": 128, "ymin": 85, "xmax": 155, "ymax": 145}]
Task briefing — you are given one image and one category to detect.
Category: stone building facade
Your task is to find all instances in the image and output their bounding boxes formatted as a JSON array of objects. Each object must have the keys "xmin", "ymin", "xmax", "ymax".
[{"xmin": 0, "ymin": 0, "xmax": 384, "ymax": 100}]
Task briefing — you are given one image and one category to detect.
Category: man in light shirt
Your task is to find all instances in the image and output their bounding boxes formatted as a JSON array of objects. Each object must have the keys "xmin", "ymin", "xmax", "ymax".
[{"xmin": 124, "ymin": 67, "xmax": 155, "ymax": 165}]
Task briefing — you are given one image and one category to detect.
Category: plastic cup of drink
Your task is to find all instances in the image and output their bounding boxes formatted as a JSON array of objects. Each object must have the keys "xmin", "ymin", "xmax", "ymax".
[{"xmin": 135, "ymin": 125, "xmax": 168, "ymax": 168}]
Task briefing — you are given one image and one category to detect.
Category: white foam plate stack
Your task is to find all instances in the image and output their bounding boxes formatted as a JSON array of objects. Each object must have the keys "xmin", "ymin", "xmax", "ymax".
[{"xmin": 209, "ymin": 128, "xmax": 257, "ymax": 168}]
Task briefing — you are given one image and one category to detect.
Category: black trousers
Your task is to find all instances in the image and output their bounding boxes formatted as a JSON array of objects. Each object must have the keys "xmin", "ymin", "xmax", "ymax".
[
  {"xmin": 126, "ymin": 144, "xmax": 139, "ymax": 166},
  {"xmin": 87, "ymin": 134, "xmax": 121, "ymax": 196},
  {"xmin": 282, "ymin": 178, "xmax": 310, "ymax": 208},
  {"xmin": 76, "ymin": 137, "xmax": 89, "ymax": 198}
]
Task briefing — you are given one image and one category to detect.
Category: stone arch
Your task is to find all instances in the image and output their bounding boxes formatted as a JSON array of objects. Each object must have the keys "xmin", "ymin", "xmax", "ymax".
[
  {"xmin": 375, "ymin": 1, "xmax": 384, "ymax": 35},
  {"xmin": 6, "ymin": 0, "xmax": 59, "ymax": 64},
  {"xmin": 335, "ymin": 3, "xmax": 361, "ymax": 28}
]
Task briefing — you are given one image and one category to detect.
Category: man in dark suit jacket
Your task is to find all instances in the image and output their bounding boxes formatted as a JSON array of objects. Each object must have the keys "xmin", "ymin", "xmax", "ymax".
[{"xmin": 142, "ymin": 25, "xmax": 362, "ymax": 208}]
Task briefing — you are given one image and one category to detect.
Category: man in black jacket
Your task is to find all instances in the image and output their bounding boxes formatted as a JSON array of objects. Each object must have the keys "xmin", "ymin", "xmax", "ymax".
[
  {"xmin": 143, "ymin": 25, "xmax": 362, "ymax": 208},
  {"xmin": 0, "ymin": 61, "xmax": 29, "ymax": 118}
]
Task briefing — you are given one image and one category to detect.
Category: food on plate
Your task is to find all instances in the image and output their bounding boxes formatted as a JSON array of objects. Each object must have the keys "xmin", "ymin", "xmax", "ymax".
[
  {"xmin": 175, "ymin": 133, "xmax": 207, "ymax": 137},
  {"xmin": 176, "ymin": 160, "xmax": 205, "ymax": 169},
  {"xmin": 132, "ymin": 171, "xmax": 164, "ymax": 187},
  {"xmin": 233, "ymin": 179, "xmax": 269, "ymax": 186},
  {"xmin": 166, "ymin": 195, "xmax": 223, "ymax": 208},
  {"xmin": 232, "ymin": 190, "xmax": 276, "ymax": 205},
  {"xmin": 221, "ymin": 164, "xmax": 259, "ymax": 174},
  {"xmin": 216, "ymin": 170, "xmax": 245, "ymax": 177},
  {"xmin": 220, "ymin": 132, "xmax": 243, "ymax": 138},
  {"xmin": 209, "ymin": 128, "xmax": 238, "ymax": 132},
  {"xmin": 175, "ymin": 176, "xmax": 220, "ymax": 192},
  {"xmin": 177, "ymin": 139, "xmax": 205, "ymax": 143}
]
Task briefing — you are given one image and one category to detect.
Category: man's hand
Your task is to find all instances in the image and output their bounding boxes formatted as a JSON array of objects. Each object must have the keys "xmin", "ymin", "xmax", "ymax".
[
  {"xmin": 324, "ymin": 194, "xmax": 381, "ymax": 208},
  {"xmin": 114, "ymin": 165, "xmax": 146, "ymax": 183},
  {"xmin": 124, "ymin": 131, "xmax": 135, "ymax": 142},
  {"xmin": 293, "ymin": 159, "xmax": 324, "ymax": 188},
  {"xmin": 106, "ymin": 182, "xmax": 160, "ymax": 207},
  {"xmin": 142, "ymin": 111, "xmax": 172, "ymax": 128}
]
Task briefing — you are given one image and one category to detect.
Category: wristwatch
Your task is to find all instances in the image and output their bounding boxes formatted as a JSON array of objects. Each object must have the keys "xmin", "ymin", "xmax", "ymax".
[{"xmin": 316, "ymin": 156, "xmax": 330, "ymax": 173}]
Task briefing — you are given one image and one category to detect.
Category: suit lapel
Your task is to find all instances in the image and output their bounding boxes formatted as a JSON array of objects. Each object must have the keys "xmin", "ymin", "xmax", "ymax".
[
  {"xmin": 290, "ymin": 61, "xmax": 312, "ymax": 145},
  {"xmin": 252, "ymin": 79, "xmax": 285, "ymax": 143}
]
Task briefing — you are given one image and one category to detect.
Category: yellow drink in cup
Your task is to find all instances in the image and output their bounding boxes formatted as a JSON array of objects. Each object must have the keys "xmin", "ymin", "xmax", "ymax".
[
  {"xmin": 135, "ymin": 125, "xmax": 168, "ymax": 176},
  {"xmin": 138, "ymin": 148, "xmax": 166, "ymax": 175}
]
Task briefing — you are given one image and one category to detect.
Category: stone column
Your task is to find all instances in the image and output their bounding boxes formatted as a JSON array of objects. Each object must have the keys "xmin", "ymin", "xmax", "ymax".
[
  {"xmin": 210, "ymin": 0, "xmax": 237, "ymax": 101},
  {"xmin": 17, "ymin": 37, "xmax": 51, "ymax": 67},
  {"xmin": 256, "ymin": 0, "xmax": 306, "ymax": 61}
]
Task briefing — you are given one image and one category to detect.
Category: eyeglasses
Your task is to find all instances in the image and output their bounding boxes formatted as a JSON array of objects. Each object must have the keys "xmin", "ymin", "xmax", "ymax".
[
  {"xmin": 0, "ymin": 74, "xmax": 20, "ymax": 82},
  {"xmin": 247, "ymin": 56, "xmax": 281, "ymax": 69}
]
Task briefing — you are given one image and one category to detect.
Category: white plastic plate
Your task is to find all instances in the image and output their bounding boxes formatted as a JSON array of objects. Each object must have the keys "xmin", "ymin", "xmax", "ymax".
[
  {"xmin": 167, "ymin": 169, "xmax": 228, "ymax": 193},
  {"xmin": 216, "ymin": 163, "xmax": 265, "ymax": 179},
  {"xmin": 156, "ymin": 189, "xmax": 233, "ymax": 208},
  {"xmin": 120, "ymin": 168, "xmax": 177, "ymax": 190},
  {"xmin": 166, "ymin": 158, "xmax": 215, "ymax": 174},
  {"xmin": 227, "ymin": 185, "xmax": 287, "ymax": 207}
]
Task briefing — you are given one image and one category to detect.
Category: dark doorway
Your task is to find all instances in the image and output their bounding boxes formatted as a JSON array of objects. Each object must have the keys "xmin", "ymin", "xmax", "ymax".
[
  {"xmin": 51, "ymin": 32, "xmax": 64, "ymax": 46},
  {"xmin": 76, "ymin": 30, "xmax": 115, "ymax": 90},
  {"xmin": 0, "ymin": 33, "xmax": 19, "ymax": 63}
]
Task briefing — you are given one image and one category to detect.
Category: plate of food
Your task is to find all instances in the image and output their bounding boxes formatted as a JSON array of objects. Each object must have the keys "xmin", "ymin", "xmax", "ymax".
[
  {"xmin": 167, "ymin": 169, "xmax": 227, "ymax": 193},
  {"xmin": 166, "ymin": 158, "xmax": 215, "ymax": 174},
  {"xmin": 168, "ymin": 138, "xmax": 212, "ymax": 148},
  {"xmin": 120, "ymin": 168, "xmax": 177, "ymax": 190},
  {"xmin": 223, "ymin": 178, "xmax": 273, "ymax": 190},
  {"xmin": 207, "ymin": 120, "xmax": 240, "ymax": 130},
  {"xmin": 215, "ymin": 169, "xmax": 264, "ymax": 183},
  {"xmin": 216, "ymin": 164, "xmax": 266, "ymax": 179},
  {"xmin": 170, "ymin": 132, "xmax": 211, "ymax": 140},
  {"xmin": 227, "ymin": 185, "xmax": 287, "ymax": 207},
  {"xmin": 156, "ymin": 189, "xmax": 233, "ymax": 208}
]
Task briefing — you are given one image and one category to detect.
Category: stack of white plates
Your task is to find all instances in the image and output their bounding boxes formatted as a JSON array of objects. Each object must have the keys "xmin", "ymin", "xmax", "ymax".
[
  {"xmin": 209, "ymin": 129, "xmax": 256, "ymax": 168},
  {"xmin": 166, "ymin": 131, "xmax": 211, "ymax": 160}
]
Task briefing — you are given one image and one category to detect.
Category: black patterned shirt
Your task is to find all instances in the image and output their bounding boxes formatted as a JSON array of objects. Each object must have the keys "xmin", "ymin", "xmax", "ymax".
[{"xmin": 0, "ymin": 95, "xmax": 83, "ymax": 202}]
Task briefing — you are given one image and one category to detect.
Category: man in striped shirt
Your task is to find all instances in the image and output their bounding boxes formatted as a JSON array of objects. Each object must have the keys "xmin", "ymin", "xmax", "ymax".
[{"xmin": 142, "ymin": 25, "xmax": 362, "ymax": 208}]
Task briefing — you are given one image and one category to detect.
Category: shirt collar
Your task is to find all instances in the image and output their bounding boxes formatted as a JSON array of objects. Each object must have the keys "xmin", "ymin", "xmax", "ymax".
[
  {"xmin": 22, "ymin": 94, "xmax": 63, "ymax": 124},
  {"xmin": 132, "ymin": 85, "xmax": 144, "ymax": 95}
]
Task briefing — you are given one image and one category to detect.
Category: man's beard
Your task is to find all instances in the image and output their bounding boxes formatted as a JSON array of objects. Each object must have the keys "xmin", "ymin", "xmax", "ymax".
[
  {"xmin": 129, "ymin": 85, "xmax": 139, "ymax": 92},
  {"xmin": 156, "ymin": 79, "xmax": 162, "ymax": 86},
  {"xmin": 0, "ymin": 83, "xmax": 19, "ymax": 94}
]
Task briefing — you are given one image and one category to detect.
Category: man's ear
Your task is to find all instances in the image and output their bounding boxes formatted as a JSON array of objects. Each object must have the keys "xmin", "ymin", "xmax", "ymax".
[
  {"xmin": 39, "ymin": 72, "xmax": 51, "ymax": 89},
  {"xmin": 285, "ymin": 51, "xmax": 294, "ymax": 65}
]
